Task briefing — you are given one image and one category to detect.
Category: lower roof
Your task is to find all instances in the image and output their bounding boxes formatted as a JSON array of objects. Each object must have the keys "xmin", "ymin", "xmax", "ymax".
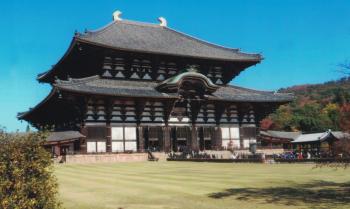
[
  {"xmin": 54, "ymin": 76, "xmax": 294, "ymax": 102},
  {"xmin": 47, "ymin": 131, "xmax": 85, "ymax": 142}
]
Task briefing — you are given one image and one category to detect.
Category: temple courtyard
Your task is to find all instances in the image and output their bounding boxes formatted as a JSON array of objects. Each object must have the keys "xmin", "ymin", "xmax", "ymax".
[{"xmin": 56, "ymin": 162, "xmax": 350, "ymax": 209}]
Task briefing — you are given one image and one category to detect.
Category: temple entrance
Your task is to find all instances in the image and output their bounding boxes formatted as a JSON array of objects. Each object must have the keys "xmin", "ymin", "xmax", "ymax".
[
  {"xmin": 198, "ymin": 127, "xmax": 214, "ymax": 151},
  {"xmin": 171, "ymin": 126, "xmax": 191, "ymax": 152},
  {"xmin": 144, "ymin": 127, "xmax": 163, "ymax": 152}
]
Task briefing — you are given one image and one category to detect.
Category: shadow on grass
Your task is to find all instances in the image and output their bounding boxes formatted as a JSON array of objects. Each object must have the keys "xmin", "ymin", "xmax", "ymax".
[{"xmin": 208, "ymin": 181, "xmax": 350, "ymax": 207}]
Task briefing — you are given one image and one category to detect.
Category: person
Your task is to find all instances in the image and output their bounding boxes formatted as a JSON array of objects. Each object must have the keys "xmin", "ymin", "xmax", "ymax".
[
  {"xmin": 298, "ymin": 152, "xmax": 303, "ymax": 160},
  {"xmin": 307, "ymin": 152, "xmax": 311, "ymax": 159},
  {"xmin": 231, "ymin": 152, "xmax": 238, "ymax": 159}
]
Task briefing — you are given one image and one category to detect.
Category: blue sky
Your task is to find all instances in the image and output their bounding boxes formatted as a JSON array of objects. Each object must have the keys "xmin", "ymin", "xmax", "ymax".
[{"xmin": 1, "ymin": 0, "xmax": 349, "ymax": 131}]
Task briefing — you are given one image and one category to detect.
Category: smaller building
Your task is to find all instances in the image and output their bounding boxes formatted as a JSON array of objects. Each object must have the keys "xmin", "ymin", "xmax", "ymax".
[
  {"xmin": 259, "ymin": 130, "xmax": 350, "ymax": 157},
  {"xmin": 43, "ymin": 131, "xmax": 85, "ymax": 156},
  {"xmin": 292, "ymin": 131, "xmax": 349, "ymax": 157},
  {"xmin": 258, "ymin": 130, "xmax": 301, "ymax": 149}
]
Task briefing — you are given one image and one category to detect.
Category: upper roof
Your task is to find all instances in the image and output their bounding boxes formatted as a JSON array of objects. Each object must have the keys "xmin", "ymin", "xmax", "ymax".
[
  {"xmin": 53, "ymin": 75, "xmax": 293, "ymax": 102},
  {"xmin": 76, "ymin": 19, "xmax": 262, "ymax": 62}
]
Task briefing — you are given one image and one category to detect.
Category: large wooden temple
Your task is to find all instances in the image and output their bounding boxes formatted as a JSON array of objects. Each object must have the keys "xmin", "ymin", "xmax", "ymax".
[{"xmin": 18, "ymin": 11, "xmax": 293, "ymax": 155}]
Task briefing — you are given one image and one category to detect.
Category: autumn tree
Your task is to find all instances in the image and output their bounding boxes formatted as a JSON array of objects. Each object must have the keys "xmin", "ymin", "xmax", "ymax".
[
  {"xmin": 339, "ymin": 103, "xmax": 350, "ymax": 132},
  {"xmin": 0, "ymin": 129, "xmax": 61, "ymax": 209}
]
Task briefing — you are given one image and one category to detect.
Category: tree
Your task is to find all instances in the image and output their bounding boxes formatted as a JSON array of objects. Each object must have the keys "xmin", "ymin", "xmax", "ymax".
[
  {"xmin": 338, "ymin": 62, "xmax": 350, "ymax": 76},
  {"xmin": 322, "ymin": 103, "xmax": 340, "ymax": 131},
  {"xmin": 339, "ymin": 103, "xmax": 350, "ymax": 132},
  {"xmin": 270, "ymin": 105, "xmax": 294, "ymax": 131},
  {"xmin": 0, "ymin": 129, "xmax": 61, "ymax": 209}
]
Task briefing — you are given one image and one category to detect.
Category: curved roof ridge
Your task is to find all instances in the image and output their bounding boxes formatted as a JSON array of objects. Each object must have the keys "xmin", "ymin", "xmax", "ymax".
[
  {"xmin": 17, "ymin": 88, "xmax": 57, "ymax": 119},
  {"xmin": 37, "ymin": 37, "xmax": 77, "ymax": 81},
  {"xmin": 80, "ymin": 19, "xmax": 161, "ymax": 38},
  {"xmin": 224, "ymin": 84, "xmax": 276, "ymax": 94},
  {"xmin": 80, "ymin": 19, "xmax": 261, "ymax": 60},
  {"xmin": 165, "ymin": 27, "xmax": 261, "ymax": 58},
  {"xmin": 54, "ymin": 75, "xmax": 100, "ymax": 86}
]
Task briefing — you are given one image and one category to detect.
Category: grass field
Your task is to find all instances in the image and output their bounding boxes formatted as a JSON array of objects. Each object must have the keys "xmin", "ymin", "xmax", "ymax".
[{"xmin": 55, "ymin": 162, "xmax": 350, "ymax": 209}]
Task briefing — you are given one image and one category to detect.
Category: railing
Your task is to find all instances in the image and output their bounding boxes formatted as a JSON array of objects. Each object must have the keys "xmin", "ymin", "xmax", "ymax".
[
  {"xmin": 167, "ymin": 151, "xmax": 264, "ymax": 162},
  {"xmin": 274, "ymin": 158, "xmax": 350, "ymax": 163}
]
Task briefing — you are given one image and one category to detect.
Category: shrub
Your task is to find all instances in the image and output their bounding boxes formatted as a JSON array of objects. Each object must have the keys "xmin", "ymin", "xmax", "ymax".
[{"xmin": 0, "ymin": 130, "xmax": 60, "ymax": 209}]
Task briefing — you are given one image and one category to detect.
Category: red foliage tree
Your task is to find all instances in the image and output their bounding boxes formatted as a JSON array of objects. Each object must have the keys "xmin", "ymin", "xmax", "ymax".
[
  {"xmin": 339, "ymin": 103, "xmax": 350, "ymax": 132},
  {"xmin": 260, "ymin": 118, "xmax": 274, "ymax": 130}
]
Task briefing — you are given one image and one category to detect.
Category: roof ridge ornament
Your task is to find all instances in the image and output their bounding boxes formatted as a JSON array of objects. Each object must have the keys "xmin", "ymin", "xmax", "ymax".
[
  {"xmin": 158, "ymin": 17, "xmax": 167, "ymax": 27},
  {"xmin": 112, "ymin": 10, "xmax": 122, "ymax": 21}
]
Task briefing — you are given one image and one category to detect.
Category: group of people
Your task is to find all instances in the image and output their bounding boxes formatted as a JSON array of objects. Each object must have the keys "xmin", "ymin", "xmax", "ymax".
[{"xmin": 276, "ymin": 150, "xmax": 334, "ymax": 160}]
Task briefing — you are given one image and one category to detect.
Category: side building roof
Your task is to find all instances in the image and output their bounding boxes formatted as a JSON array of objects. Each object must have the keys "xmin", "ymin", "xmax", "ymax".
[{"xmin": 259, "ymin": 130, "xmax": 301, "ymax": 140}]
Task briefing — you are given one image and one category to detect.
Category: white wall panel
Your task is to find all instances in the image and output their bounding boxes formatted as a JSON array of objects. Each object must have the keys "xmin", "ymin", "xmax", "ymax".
[
  {"xmin": 222, "ymin": 139, "xmax": 230, "ymax": 148},
  {"xmin": 221, "ymin": 128, "xmax": 230, "ymax": 139},
  {"xmin": 124, "ymin": 127, "xmax": 136, "ymax": 140},
  {"xmin": 112, "ymin": 127, "xmax": 123, "ymax": 140},
  {"xmin": 112, "ymin": 141, "xmax": 124, "ymax": 152},
  {"xmin": 230, "ymin": 127, "xmax": 240, "ymax": 139},
  {"xmin": 125, "ymin": 141, "xmax": 137, "ymax": 151},
  {"xmin": 243, "ymin": 139, "xmax": 250, "ymax": 148},
  {"xmin": 87, "ymin": 142, "xmax": 96, "ymax": 153},
  {"xmin": 97, "ymin": 141, "xmax": 106, "ymax": 152},
  {"xmin": 233, "ymin": 139, "xmax": 240, "ymax": 148}
]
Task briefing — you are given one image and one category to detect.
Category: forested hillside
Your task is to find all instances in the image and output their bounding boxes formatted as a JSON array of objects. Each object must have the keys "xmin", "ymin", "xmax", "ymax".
[{"xmin": 261, "ymin": 76, "xmax": 350, "ymax": 133}]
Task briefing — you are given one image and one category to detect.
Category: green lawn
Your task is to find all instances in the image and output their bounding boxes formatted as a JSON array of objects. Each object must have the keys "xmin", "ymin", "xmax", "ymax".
[{"xmin": 55, "ymin": 162, "xmax": 350, "ymax": 209}]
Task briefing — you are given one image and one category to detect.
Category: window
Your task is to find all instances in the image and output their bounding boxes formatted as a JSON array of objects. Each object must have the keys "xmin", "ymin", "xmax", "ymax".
[
  {"xmin": 125, "ymin": 127, "xmax": 136, "ymax": 140},
  {"xmin": 87, "ymin": 142, "xmax": 97, "ymax": 153},
  {"xmin": 112, "ymin": 141, "xmax": 124, "ymax": 152},
  {"xmin": 243, "ymin": 139, "xmax": 250, "ymax": 148},
  {"xmin": 111, "ymin": 126, "xmax": 137, "ymax": 152},
  {"xmin": 112, "ymin": 127, "xmax": 123, "ymax": 140},
  {"xmin": 86, "ymin": 126, "xmax": 107, "ymax": 153},
  {"xmin": 97, "ymin": 141, "xmax": 106, "ymax": 152},
  {"xmin": 221, "ymin": 127, "xmax": 240, "ymax": 149}
]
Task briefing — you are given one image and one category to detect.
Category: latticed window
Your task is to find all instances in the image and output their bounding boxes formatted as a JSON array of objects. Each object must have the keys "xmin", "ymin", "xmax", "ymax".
[
  {"xmin": 111, "ymin": 127, "xmax": 137, "ymax": 152},
  {"xmin": 148, "ymin": 127, "xmax": 161, "ymax": 140},
  {"xmin": 86, "ymin": 126, "xmax": 107, "ymax": 153},
  {"xmin": 176, "ymin": 127, "xmax": 190, "ymax": 140},
  {"xmin": 203, "ymin": 127, "xmax": 212, "ymax": 140},
  {"xmin": 221, "ymin": 127, "xmax": 240, "ymax": 149}
]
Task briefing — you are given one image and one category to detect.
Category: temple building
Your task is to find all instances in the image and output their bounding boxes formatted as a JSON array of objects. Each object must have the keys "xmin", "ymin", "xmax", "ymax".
[{"xmin": 18, "ymin": 11, "xmax": 293, "ymax": 155}]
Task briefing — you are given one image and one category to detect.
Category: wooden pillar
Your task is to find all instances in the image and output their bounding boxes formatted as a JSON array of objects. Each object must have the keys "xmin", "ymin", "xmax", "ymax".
[
  {"xmin": 199, "ymin": 127, "xmax": 204, "ymax": 151},
  {"xmin": 211, "ymin": 126, "xmax": 222, "ymax": 150},
  {"xmin": 190, "ymin": 125, "xmax": 199, "ymax": 151},
  {"xmin": 80, "ymin": 125, "xmax": 88, "ymax": 154},
  {"xmin": 162, "ymin": 126, "xmax": 171, "ymax": 152},
  {"xmin": 54, "ymin": 145, "xmax": 61, "ymax": 156},
  {"xmin": 239, "ymin": 127, "xmax": 244, "ymax": 149},
  {"xmin": 137, "ymin": 126, "xmax": 145, "ymax": 152},
  {"xmin": 106, "ymin": 124, "xmax": 112, "ymax": 152}
]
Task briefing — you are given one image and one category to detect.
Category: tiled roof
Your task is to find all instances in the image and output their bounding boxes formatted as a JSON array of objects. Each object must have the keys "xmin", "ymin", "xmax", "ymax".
[
  {"xmin": 76, "ymin": 20, "xmax": 262, "ymax": 62},
  {"xmin": 213, "ymin": 85, "xmax": 294, "ymax": 102},
  {"xmin": 54, "ymin": 76, "xmax": 177, "ymax": 99},
  {"xmin": 54, "ymin": 76, "xmax": 293, "ymax": 102},
  {"xmin": 47, "ymin": 131, "xmax": 85, "ymax": 142},
  {"xmin": 260, "ymin": 130, "xmax": 301, "ymax": 140}
]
